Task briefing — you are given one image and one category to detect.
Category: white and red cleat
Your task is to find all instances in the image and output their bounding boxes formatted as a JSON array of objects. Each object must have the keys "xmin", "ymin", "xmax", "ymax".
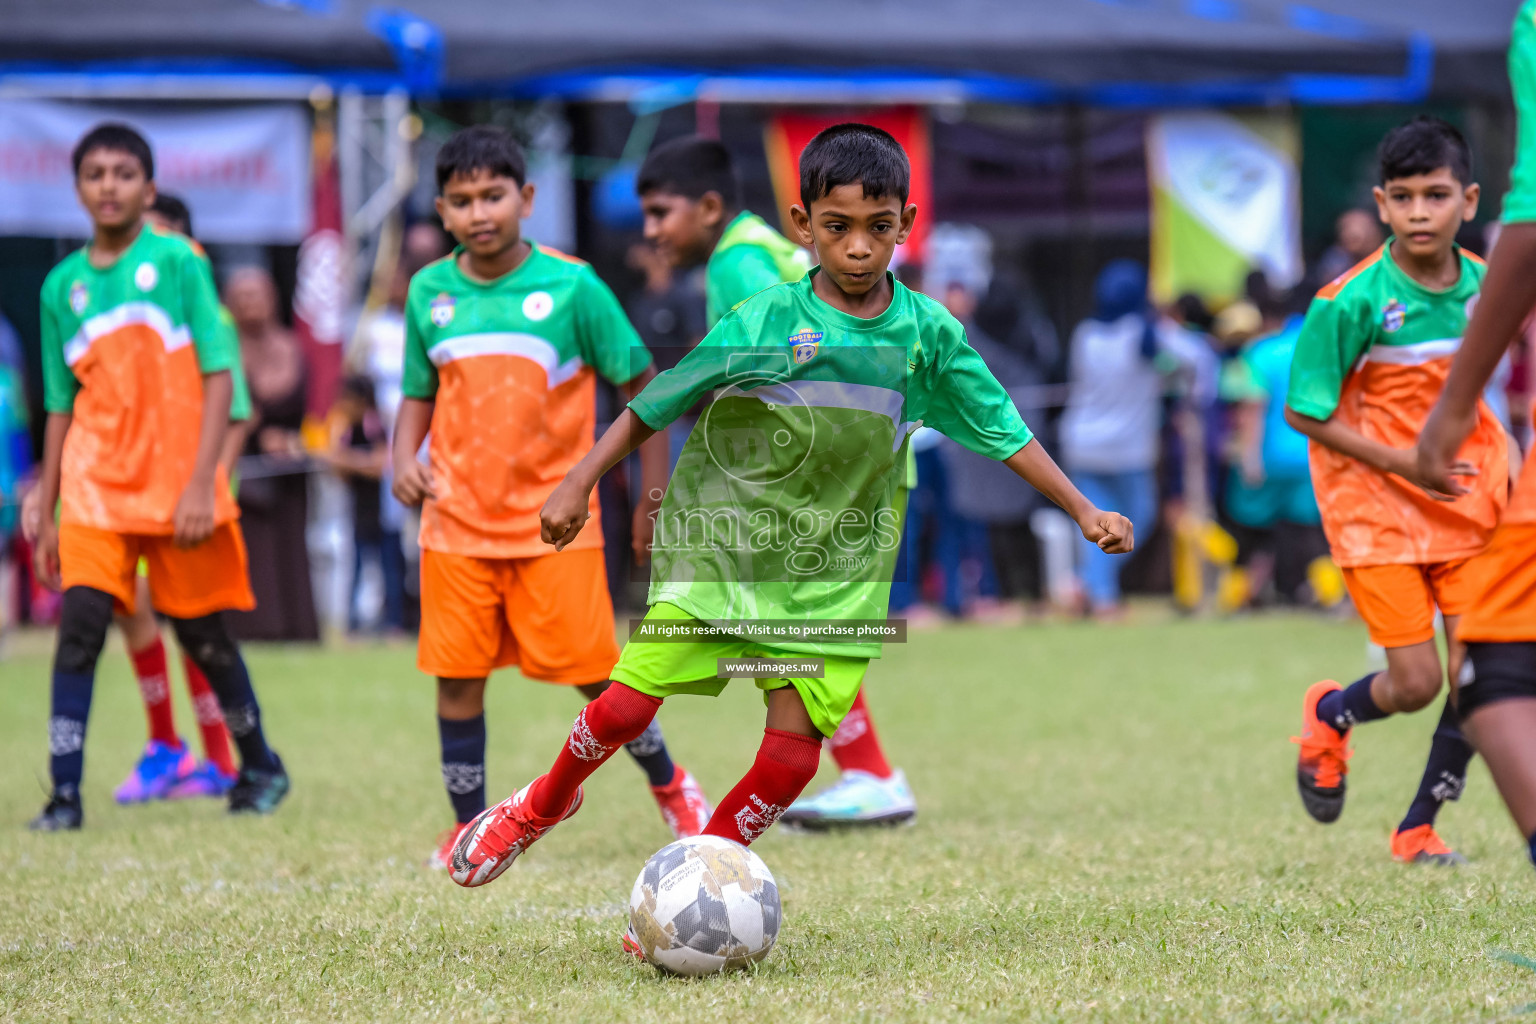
[
  {"xmin": 426, "ymin": 822, "xmax": 470, "ymax": 871},
  {"xmin": 651, "ymin": 766, "xmax": 712, "ymax": 839},
  {"xmin": 449, "ymin": 777, "xmax": 582, "ymax": 887}
]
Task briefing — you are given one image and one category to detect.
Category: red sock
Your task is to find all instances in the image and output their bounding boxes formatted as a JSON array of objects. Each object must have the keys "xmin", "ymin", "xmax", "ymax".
[
  {"xmin": 182, "ymin": 653, "xmax": 237, "ymax": 777},
  {"xmin": 827, "ymin": 689, "xmax": 893, "ymax": 779},
  {"xmin": 529, "ymin": 683, "xmax": 660, "ymax": 818},
  {"xmin": 130, "ymin": 636, "xmax": 178, "ymax": 747},
  {"xmin": 704, "ymin": 728, "xmax": 822, "ymax": 845}
]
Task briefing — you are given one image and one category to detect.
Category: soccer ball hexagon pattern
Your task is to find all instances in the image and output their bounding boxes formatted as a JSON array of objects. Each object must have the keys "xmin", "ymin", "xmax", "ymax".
[{"xmin": 628, "ymin": 835, "xmax": 781, "ymax": 976}]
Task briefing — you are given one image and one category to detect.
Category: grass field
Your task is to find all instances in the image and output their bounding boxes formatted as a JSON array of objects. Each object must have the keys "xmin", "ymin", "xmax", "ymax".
[{"xmin": 4, "ymin": 612, "xmax": 1536, "ymax": 1022}]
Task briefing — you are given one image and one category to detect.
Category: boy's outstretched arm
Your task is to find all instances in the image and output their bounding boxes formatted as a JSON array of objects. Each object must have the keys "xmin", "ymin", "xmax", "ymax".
[
  {"xmin": 1003, "ymin": 438, "xmax": 1134, "ymax": 554},
  {"xmin": 542, "ymin": 408, "xmax": 658, "ymax": 550},
  {"xmin": 390, "ymin": 397, "xmax": 436, "ymax": 506},
  {"xmin": 173, "ymin": 369, "xmax": 232, "ymax": 547},
  {"xmin": 1418, "ymin": 221, "xmax": 1536, "ymax": 494},
  {"xmin": 1284, "ymin": 404, "xmax": 1472, "ymax": 500},
  {"xmin": 619, "ymin": 366, "xmax": 666, "ymax": 565}
]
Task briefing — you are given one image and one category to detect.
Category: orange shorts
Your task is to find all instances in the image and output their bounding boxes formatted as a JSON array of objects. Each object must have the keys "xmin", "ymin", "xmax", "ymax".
[
  {"xmin": 1458, "ymin": 521, "xmax": 1536, "ymax": 643},
  {"xmin": 59, "ymin": 521, "xmax": 255, "ymax": 619},
  {"xmin": 417, "ymin": 546, "xmax": 621, "ymax": 683},
  {"xmin": 1342, "ymin": 558, "xmax": 1491, "ymax": 648}
]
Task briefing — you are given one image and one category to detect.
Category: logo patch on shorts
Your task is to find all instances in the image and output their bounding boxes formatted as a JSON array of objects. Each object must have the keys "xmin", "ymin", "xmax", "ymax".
[
  {"xmin": 69, "ymin": 281, "xmax": 89, "ymax": 315},
  {"xmin": 1381, "ymin": 299, "xmax": 1406, "ymax": 333},
  {"xmin": 789, "ymin": 330, "xmax": 822, "ymax": 364},
  {"xmin": 134, "ymin": 262, "xmax": 158, "ymax": 292},
  {"xmin": 523, "ymin": 291, "xmax": 554, "ymax": 321},
  {"xmin": 430, "ymin": 293, "xmax": 456, "ymax": 327}
]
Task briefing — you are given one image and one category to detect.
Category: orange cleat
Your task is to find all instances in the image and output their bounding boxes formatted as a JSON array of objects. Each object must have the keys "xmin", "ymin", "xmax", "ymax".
[
  {"xmin": 650, "ymin": 766, "xmax": 712, "ymax": 839},
  {"xmin": 1292, "ymin": 680, "xmax": 1353, "ymax": 823},
  {"xmin": 1391, "ymin": 824, "xmax": 1468, "ymax": 866},
  {"xmin": 426, "ymin": 822, "xmax": 471, "ymax": 871}
]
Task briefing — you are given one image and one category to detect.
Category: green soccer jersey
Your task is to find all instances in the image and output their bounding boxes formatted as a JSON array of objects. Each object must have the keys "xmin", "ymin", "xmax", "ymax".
[
  {"xmin": 630, "ymin": 269, "xmax": 1034, "ymax": 656},
  {"xmin": 1286, "ymin": 241, "xmax": 1507, "ymax": 567},
  {"xmin": 401, "ymin": 243, "xmax": 653, "ymax": 558},
  {"xmin": 705, "ymin": 211, "xmax": 813, "ymax": 328},
  {"xmin": 1505, "ymin": 2, "xmax": 1536, "ymax": 223},
  {"xmin": 40, "ymin": 223, "xmax": 243, "ymax": 532}
]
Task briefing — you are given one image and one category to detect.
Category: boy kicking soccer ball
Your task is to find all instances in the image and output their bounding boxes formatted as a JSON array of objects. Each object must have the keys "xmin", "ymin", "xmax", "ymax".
[
  {"xmin": 1417, "ymin": 0, "xmax": 1536, "ymax": 873},
  {"xmin": 29, "ymin": 123, "xmax": 287, "ymax": 830},
  {"xmin": 447, "ymin": 125, "xmax": 1134, "ymax": 940},
  {"xmin": 1286, "ymin": 116, "xmax": 1513, "ymax": 864},
  {"xmin": 391, "ymin": 126, "xmax": 711, "ymax": 869},
  {"xmin": 635, "ymin": 135, "xmax": 915, "ymax": 828}
]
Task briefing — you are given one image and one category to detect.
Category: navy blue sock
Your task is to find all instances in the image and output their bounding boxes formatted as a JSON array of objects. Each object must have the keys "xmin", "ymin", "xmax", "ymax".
[
  {"xmin": 1398, "ymin": 697, "xmax": 1472, "ymax": 832},
  {"xmin": 173, "ymin": 615, "xmax": 279, "ymax": 774},
  {"xmin": 48, "ymin": 671, "xmax": 95, "ymax": 798},
  {"xmin": 624, "ymin": 720, "xmax": 677, "ymax": 787},
  {"xmin": 1528, "ymin": 831, "xmax": 1536, "ymax": 870},
  {"xmin": 439, "ymin": 715, "xmax": 486, "ymax": 824},
  {"xmin": 1315, "ymin": 673, "xmax": 1388, "ymax": 735}
]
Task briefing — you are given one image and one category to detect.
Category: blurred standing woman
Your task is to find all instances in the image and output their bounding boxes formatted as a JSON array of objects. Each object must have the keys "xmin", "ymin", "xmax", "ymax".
[
  {"xmin": 225, "ymin": 267, "xmax": 320, "ymax": 642},
  {"xmin": 1061, "ymin": 260, "xmax": 1208, "ymax": 618}
]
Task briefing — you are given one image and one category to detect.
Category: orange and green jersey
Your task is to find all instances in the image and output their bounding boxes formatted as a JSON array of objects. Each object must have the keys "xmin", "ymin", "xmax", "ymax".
[
  {"xmin": 401, "ymin": 243, "xmax": 653, "ymax": 559},
  {"xmin": 41, "ymin": 223, "xmax": 242, "ymax": 534},
  {"xmin": 1287, "ymin": 241, "xmax": 1508, "ymax": 567},
  {"xmin": 1500, "ymin": 0, "xmax": 1536, "ymax": 528}
]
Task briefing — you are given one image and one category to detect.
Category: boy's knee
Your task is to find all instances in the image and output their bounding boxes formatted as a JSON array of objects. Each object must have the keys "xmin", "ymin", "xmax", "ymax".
[
  {"xmin": 170, "ymin": 613, "xmax": 238, "ymax": 674},
  {"xmin": 55, "ymin": 587, "xmax": 116, "ymax": 674},
  {"xmin": 437, "ymin": 677, "xmax": 486, "ymax": 716},
  {"xmin": 1389, "ymin": 663, "xmax": 1444, "ymax": 712}
]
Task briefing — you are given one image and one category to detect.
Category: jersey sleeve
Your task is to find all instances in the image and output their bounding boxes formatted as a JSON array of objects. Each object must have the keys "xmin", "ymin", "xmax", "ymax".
[
  {"xmin": 576, "ymin": 265, "xmax": 653, "ymax": 386},
  {"xmin": 39, "ymin": 277, "xmax": 78, "ymax": 415},
  {"xmin": 706, "ymin": 246, "xmax": 786, "ymax": 327},
  {"xmin": 182, "ymin": 247, "xmax": 236, "ymax": 376},
  {"xmin": 1286, "ymin": 293, "xmax": 1370, "ymax": 421},
  {"xmin": 1504, "ymin": 2, "xmax": 1536, "ymax": 223},
  {"xmin": 627, "ymin": 314, "xmax": 746, "ymax": 429},
  {"xmin": 400, "ymin": 282, "xmax": 439, "ymax": 401},
  {"xmin": 910, "ymin": 318, "xmax": 1034, "ymax": 460}
]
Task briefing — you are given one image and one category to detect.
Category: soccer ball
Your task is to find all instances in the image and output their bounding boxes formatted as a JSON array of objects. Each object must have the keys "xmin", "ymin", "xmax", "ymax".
[{"xmin": 627, "ymin": 835, "xmax": 781, "ymax": 976}]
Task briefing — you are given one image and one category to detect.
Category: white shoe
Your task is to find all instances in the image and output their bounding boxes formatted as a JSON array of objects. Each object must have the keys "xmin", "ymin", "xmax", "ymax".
[{"xmin": 779, "ymin": 768, "xmax": 917, "ymax": 830}]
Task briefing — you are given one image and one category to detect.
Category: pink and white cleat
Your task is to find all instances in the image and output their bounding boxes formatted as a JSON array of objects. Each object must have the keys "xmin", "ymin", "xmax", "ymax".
[
  {"xmin": 650, "ymin": 766, "xmax": 712, "ymax": 839},
  {"xmin": 449, "ymin": 777, "xmax": 582, "ymax": 887}
]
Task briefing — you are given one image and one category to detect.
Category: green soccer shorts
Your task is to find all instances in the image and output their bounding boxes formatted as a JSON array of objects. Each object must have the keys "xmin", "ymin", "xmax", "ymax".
[{"xmin": 610, "ymin": 602, "xmax": 869, "ymax": 738}]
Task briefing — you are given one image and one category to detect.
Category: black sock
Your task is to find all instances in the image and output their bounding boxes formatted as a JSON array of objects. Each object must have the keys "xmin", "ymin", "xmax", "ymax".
[
  {"xmin": 49, "ymin": 586, "xmax": 113, "ymax": 799},
  {"xmin": 1315, "ymin": 672, "xmax": 1388, "ymax": 735},
  {"xmin": 439, "ymin": 715, "xmax": 486, "ymax": 824},
  {"xmin": 624, "ymin": 720, "xmax": 677, "ymax": 787},
  {"xmin": 1528, "ymin": 831, "xmax": 1536, "ymax": 869},
  {"xmin": 48, "ymin": 671, "xmax": 94, "ymax": 799},
  {"xmin": 173, "ymin": 614, "xmax": 279, "ymax": 774},
  {"xmin": 1398, "ymin": 697, "xmax": 1472, "ymax": 832}
]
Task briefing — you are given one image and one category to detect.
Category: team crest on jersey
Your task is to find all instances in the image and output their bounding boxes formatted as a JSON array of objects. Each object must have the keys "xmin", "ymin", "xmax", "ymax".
[
  {"xmin": 134, "ymin": 262, "xmax": 158, "ymax": 292},
  {"xmin": 1381, "ymin": 299, "xmax": 1406, "ymax": 333},
  {"xmin": 430, "ymin": 293, "xmax": 455, "ymax": 327},
  {"xmin": 522, "ymin": 290, "xmax": 554, "ymax": 321},
  {"xmin": 68, "ymin": 281, "xmax": 89, "ymax": 315},
  {"xmin": 789, "ymin": 330, "xmax": 823, "ymax": 364}
]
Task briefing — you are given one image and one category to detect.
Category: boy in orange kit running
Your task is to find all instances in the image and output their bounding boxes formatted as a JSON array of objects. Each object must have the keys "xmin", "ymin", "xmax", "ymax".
[
  {"xmin": 1285, "ymin": 117, "xmax": 1510, "ymax": 864},
  {"xmin": 392, "ymin": 127, "xmax": 711, "ymax": 868}
]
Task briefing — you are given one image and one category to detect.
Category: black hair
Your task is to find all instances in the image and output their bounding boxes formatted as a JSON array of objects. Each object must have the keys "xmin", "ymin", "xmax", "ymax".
[
  {"xmin": 72, "ymin": 122, "xmax": 153, "ymax": 181},
  {"xmin": 1378, "ymin": 115, "xmax": 1472, "ymax": 186},
  {"xmin": 151, "ymin": 193, "xmax": 193, "ymax": 237},
  {"xmin": 340, "ymin": 374, "xmax": 377, "ymax": 407},
  {"xmin": 637, "ymin": 135, "xmax": 740, "ymax": 208},
  {"xmin": 435, "ymin": 125, "xmax": 526, "ymax": 192},
  {"xmin": 798, "ymin": 123, "xmax": 910, "ymax": 207}
]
